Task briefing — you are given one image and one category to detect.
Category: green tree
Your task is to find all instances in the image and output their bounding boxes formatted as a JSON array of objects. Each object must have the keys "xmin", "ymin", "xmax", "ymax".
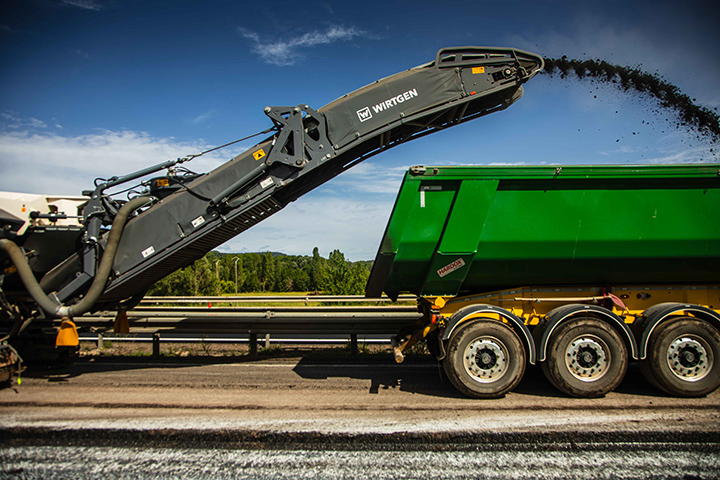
[
  {"xmin": 258, "ymin": 251, "xmax": 276, "ymax": 292},
  {"xmin": 292, "ymin": 267, "xmax": 311, "ymax": 292},
  {"xmin": 309, "ymin": 247, "xmax": 327, "ymax": 292},
  {"xmin": 146, "ymin": 249, "xmax": 372, "ymax": 296},
  {"xmin": 191, "ymin": 256, "xmax": 219, "ymax": 296},
  {"xmin": 147, "ymin": 265, "xmax": 194, "ymax": 296},
  {"xmin": 321, "ymin": 249, "xmax": 370, "ymax": 295}
]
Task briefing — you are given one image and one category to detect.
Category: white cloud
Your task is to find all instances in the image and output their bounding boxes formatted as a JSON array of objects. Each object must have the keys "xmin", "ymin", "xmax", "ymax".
[
  {"xmin": 329, "ymin": 162, "xmax": 409, "ymax": 195},
  {"xmin": 594, "ymin": 134, "xmax": 719, "ymax": 163},
  {"xmin": 0, "ymin": 24, "xmax": 35, "ymax": 35},
  {"xmin": 643, "ymin": 144, "xmax": 720, "ymax": 164},
  {"xmin": 188, "ymin": 110, "xmax": 216, "ymax": 125},
  {"xmin": 238, "ymin": 25, "xmax": 367, "ymax": 66},
  {"xmin": 0, "ymin": 129, "xmax": 233, "ymax": 195},
  {"xmin": 598, "ymin": 145, "xmax": 640, "ymax": 156},
  {"xmin": 67, "ymin": 48, "xmax": 91, "ymax": 60},
  {"xmin": 61, "ymin": 0, "xmax": 103, "ymax": 10},
  {"xmin": 2, "ymin": 110, "xmax": 47, "ymax": 130},
  {"xmin": 218, "ymin": 193, "xmax": 392, "ymax": 261},
  {"xmin": 214, "ymin": 157, "xmax": 402, "ymax": 260},
  {"xmin": 0, "ymin": 123, "xmax": 394, "ymax": 259},
  {"xmin": 487, "ymin": 161, "xmax": 546, "ymax": 166},
  {"xmin": 28, "ymin": 118, "xmax": 47, "ymax": 128}
]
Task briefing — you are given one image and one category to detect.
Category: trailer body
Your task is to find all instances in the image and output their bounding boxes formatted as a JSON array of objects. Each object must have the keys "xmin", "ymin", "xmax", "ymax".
[
  {"xmin": 368, "ymin": 164, "xmax": 720, "ymax": 399},
  {"xmin": 367, "ymin": 164, "xmax": 720, "ymax": 298}
]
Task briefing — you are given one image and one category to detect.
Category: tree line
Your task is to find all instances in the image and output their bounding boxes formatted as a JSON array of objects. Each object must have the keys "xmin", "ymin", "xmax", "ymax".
[{"xmin": 147, "ymin": 247, "xmax": 373, "ymax": 296}]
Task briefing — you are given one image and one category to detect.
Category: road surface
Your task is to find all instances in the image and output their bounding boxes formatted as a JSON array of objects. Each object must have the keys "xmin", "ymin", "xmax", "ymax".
[{"xmin": 1, "ymin": 355, "xmax": 719, "ymax": 478}]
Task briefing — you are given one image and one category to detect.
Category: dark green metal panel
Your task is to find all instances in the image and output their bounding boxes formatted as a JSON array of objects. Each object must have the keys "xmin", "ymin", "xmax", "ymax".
[
  {"xmin": 420, "ymin": 180, "xmax": 498, "ymax": 295},
  {"xmin": 366, "ymin": 164, "xmax": 720, "ymax": 298},
  {"xmin": 387, "ymin": 180, "xmax": 456, "ymax": 293}
]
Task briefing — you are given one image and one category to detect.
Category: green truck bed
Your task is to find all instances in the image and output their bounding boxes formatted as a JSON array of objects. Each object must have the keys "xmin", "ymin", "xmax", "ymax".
[{"xmin": 366, "ymin": 164, "xmax": 720, "ymax": 299}]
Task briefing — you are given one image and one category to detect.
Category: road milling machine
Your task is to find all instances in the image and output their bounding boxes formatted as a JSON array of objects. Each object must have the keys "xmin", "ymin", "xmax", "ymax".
[{"xmin": 0, "ymin": 47, "xmax": 545, "ymax": 383}]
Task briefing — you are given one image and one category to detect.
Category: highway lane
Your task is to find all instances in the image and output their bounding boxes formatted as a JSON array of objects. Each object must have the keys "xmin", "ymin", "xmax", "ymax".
[
  {"xmin": 2, "ymin": 356, "xmax": 720, "ymax": 433},
  {"xmin": 1, "ymin": 355, "xmax": 719, "ymax": 479}
]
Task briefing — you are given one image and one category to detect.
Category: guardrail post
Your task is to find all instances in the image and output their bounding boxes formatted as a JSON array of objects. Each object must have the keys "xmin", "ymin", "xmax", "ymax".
[
  {"xmin": 152, "ymin": 333, "xmax": 160, "ymax": 357},
  {"xmin": 265, "ymin": 334, "xmax": 270, "ymax": 349},
  {"xmin": 97, "ymin": 333, "xmax": 103, "ymax": 350},
  {"xmin": 249, "ymin": 333, "xmax": 257, "ymax": 355},
  {"xmin": 350, "ymin": 333, "xmax": 358, "ymax": 356}
]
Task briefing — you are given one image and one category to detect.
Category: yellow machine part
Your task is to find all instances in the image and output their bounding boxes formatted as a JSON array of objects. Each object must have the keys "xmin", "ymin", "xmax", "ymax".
[
  {"xmin": 55, "ymin": 319, "xmax": 79, "ymax": 347},
  {"xmin": 426, "ymin": 285, "xmax": 720, "ymax": 326}
]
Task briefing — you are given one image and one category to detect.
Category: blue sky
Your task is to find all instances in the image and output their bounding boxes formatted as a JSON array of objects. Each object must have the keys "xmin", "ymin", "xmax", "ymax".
[{"xmin": 1, "ymin": 0, "xmax": 718, "ymax": 260}]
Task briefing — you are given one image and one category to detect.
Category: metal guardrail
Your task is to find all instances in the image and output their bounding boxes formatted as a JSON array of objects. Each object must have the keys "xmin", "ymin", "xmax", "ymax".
[
  {"xmin": 77, "ymin": 309, "xmax": 420, "ymax": 335},
  {"xmin": 140, "ymin": 294, "xmax": 417, "ymax": 305},
  {"xmin": 75, "ymin": 295, "xmax": 421, "ymax": 353}
]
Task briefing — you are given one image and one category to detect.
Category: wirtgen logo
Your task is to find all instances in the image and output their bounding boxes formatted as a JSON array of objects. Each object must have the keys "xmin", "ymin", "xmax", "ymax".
[
  {"xmin": 356, "ymin": 88, "xmax": 419, "ymax": 123},
  {"xmin": 356, "ymin": 106, "xmax": 372, "ymax": 122},
  {"xmin": 371, "ymin": 89, "xmax": 418, "ymax": 113}
]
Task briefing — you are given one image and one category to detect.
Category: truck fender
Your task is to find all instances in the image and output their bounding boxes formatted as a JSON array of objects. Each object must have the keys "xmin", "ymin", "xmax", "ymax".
[
  {"xmin": 637, "ymin": 302, "xmax": 720, "ymax": 360},
  {"xmin": 534, "ymin": 304, "xmax": 639, "ymax": 362},
  {"xmin": 440, "ymin": 304, "xmax": 536, "ymax": 365}
]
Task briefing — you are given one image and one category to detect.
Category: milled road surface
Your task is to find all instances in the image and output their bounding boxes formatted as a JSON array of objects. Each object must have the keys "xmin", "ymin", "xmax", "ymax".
[{"xmin": 1, "ymin": 355, "xmax": 719, "ymax": 478}]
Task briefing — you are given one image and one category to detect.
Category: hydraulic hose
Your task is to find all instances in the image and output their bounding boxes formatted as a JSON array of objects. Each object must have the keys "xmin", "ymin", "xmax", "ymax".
[
  {"xmin": 0, "ymin": 238, "xmax": 64, "ymax": 317},
  {"xmin": 0, "ymin": 196, "xmax": 153, "ymax": 319}
]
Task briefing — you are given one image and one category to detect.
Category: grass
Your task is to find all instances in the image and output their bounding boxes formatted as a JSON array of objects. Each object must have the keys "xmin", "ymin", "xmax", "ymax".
[{"xmin": 258, "ymin": 344, "xmax": 283, "ymax": 356}]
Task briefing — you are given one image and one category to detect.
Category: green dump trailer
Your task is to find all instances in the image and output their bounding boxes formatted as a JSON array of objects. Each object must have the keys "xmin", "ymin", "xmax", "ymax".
[{"xmin": 367, "ymin": 164, "xmax": 720, "ymax": 399}]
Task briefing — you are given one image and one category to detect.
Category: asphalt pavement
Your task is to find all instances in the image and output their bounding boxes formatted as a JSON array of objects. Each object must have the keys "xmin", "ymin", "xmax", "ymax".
[{"xmin": 1, "ymin": 354, "xmax": 719, "ymax": 479}]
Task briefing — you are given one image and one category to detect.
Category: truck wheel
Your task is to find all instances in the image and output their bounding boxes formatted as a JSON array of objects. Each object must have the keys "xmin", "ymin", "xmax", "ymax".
[
  {"xmin": 443, "ymin": 319, "xmax": 525, "ymax": 399},
  {"xmin": 541, "ymin": 318, "xmax": 627, "ymax": 398},
  {"xmin": 640, "ymin": 317, "xmax": 720, "ymax": 397}
]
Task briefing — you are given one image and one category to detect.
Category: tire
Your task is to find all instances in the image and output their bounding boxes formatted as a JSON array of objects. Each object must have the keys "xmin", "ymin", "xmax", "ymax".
[
  {"xmin": 541, "ymin": 317, "xmax": 628, "ymax": 398},
  {"xmin": 640, "ymin": 317, "xmax": 720, "ymax": 397},
  {"xmin": 443, "ymin": 319, "xmax": 525, "ymax": 399}
]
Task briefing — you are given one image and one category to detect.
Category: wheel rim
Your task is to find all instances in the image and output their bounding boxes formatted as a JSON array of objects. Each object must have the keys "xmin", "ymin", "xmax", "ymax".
[
  {"xmin": 666, "ymin": 334, "xmax": 712, "ymax": 382},
  {"xmin": 564, "ymin": 334, "xmax": 610, "ymax": 382},
  {"xmin": 463, "ymin": 336, "xmax": 509, "ymax": 383}
]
